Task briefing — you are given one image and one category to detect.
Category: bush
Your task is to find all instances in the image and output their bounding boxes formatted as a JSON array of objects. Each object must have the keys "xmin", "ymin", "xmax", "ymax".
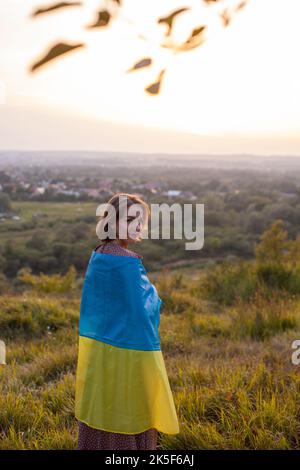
[
  {"xmin": 199, "ymin": 260, "xmax": 258, "ymax": 306},
  {"xmin": 0, "ymin": 296, "xmax": 79, "ymax": 339},
  {"xmin": 17, "ymin": 266, "xmax": 77, "ymax": 294},
  {"xmin": 256, "ymin": 264, "xmax": 293, "ymax": 290},
  {"xmin": 0, "ymin": 193, "xmax": 12, "ymax": 212}
]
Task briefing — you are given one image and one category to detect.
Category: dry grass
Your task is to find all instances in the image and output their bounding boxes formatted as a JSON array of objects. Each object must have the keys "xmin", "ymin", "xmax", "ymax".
[{"xmin": 1, "ymin": 266, "xmax": 300, "ymax": 449}]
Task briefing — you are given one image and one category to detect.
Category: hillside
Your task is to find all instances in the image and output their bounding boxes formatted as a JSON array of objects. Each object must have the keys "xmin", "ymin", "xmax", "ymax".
[{"xmin": 1, "ymin": 241, "xmax": 300, "ymax": 449}]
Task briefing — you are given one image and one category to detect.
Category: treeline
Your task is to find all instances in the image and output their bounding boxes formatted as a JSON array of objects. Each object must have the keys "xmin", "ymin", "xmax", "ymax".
[{"xmin": 1, "ymin": 165, "xmax": 300, "ymax": 283}]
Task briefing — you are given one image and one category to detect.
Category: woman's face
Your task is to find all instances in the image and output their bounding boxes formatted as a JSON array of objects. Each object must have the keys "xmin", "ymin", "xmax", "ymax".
[{"xmin": 116, "ymin": 206, "xmax": 144, "ymax": 244}]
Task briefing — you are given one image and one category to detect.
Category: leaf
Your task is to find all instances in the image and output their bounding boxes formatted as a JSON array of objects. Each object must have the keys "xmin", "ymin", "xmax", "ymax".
[
  {"xmin": 220, "ymin": 9, "xmax": 231, "ymax": 27},
  {"xmin": 162, "ymin": 25, "xmax": 206, "ymax": 52},
  {"xmin": 185, "ymin": 25, "xmax": 206, "ymax": 44},
  {"xmin": 145, "ymin": 70, "xmax": 165, "ymax": 95},
  {"xmin": 86, "ymin": 10, "xmax": 111, "ymax": 28},
  {"xmin": 30, "ymin": 42, "xmax": 85, "ymax": 72},
  {"xmin": 235, "ymin": 1, "xmax": 248, "ymax": 12},
  {"xmin": 32, "ymin": 2, "xmax": 82, "ymax": 17},
  {"xmin": 158, "ymin": 7, "xmax": 190, "ymax": 36},
  {"xmin": 127, "ymin": 58, "xmax": 152, "ymax": 72}
]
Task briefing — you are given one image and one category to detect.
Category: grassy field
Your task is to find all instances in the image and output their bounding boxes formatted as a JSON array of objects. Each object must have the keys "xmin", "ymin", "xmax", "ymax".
[
  {"xmin": 0, "ymin": 201, "xmax": 213, "ymax": 276},
  {"xmin": 0, "ymin": 201, "xmax": 96, "ymax": 243},
  {"xmin": 1, "ymin": 264, "xmax": 300, "ymax": 450}
]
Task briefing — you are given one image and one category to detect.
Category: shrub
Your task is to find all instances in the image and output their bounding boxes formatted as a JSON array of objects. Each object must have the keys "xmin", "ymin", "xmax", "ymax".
[
  {"xmin": 0, "ymin": 296, "xmax": 79, "ymax": 339},
  {"xmin": 199, "ymin": 260, "xmax": 258, "ymax": 306},
  {"xmin": 255, "ymin": 264, "xmax": 293, "ymax": 290},
  {"xmin": 17, "ymin": 266, "xmax": 77, "ymax": 294}
]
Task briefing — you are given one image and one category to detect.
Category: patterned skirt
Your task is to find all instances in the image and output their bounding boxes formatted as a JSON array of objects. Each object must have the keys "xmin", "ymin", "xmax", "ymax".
[{"xmin": 77, "ymin": 421, "xmax": 158, "ymax": 450}]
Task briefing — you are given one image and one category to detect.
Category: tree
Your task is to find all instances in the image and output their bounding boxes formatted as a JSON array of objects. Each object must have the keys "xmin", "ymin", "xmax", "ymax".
[
  {"xmin": 285, "ymin": 234, "xmax": 300, "ymax": 270},
  {"xmin": 29, "ymin": 0, "xmax": 250, "ymax": 95},
  {"xmin": 26, "ymin": 230, "xmax": 49, "ymax": 251},
  {"xmin": 254, "ymin": 219, "xmax": 290, "ymax": 266},
  {"xmin": 0, "ymin": 193, "xmax": 12, "ymax": 213}
]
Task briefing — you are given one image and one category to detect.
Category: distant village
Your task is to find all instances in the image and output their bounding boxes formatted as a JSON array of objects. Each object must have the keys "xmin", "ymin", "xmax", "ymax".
[
  {"xmin": 1, "ymin": 164, "xmax": 297, "ymax": 223},
  {"xmin": 0, "ymin": 168, "xmax": 197, "ymax": 221}
]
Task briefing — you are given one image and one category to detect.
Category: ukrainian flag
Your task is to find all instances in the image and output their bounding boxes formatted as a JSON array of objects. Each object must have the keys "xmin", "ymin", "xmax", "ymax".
[{"xmin": 75, "ymin": 250, "xmax": 180, "ymax": 435}]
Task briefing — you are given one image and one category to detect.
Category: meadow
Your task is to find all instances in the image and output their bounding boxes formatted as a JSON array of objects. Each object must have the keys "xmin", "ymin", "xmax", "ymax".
[{"xmin": 1, "ymin": 219, "xmax": 300, "ymax": 449}]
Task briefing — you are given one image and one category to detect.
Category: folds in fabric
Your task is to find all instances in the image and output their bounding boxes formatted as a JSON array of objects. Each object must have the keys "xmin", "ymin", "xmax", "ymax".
[
  {"xmin": 75, "ymin": 336, "xmax": 180, "ymax": 435},
  {"xmin": 79, "ymin": 251, "xmax": 162, "ymax": 351},
  {"xmin": 75, "ymin": 250, "xmax": 180, "ymax": 435}
]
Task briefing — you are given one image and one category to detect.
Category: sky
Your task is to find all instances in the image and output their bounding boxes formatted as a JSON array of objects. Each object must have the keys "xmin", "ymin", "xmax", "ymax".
[{"xmin": 0, "ymin": 0, "xmax": 299, "ymax": 155}]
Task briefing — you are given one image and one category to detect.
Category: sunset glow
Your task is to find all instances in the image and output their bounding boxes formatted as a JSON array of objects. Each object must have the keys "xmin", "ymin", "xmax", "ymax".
[{"xmin": 0, "ymin": 0, "xmax": 299, "ymax": 154}]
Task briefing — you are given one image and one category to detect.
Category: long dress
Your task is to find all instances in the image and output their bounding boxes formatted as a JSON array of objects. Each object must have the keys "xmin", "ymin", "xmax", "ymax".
[{"xmin": 76, "ymin": 240, "xmax": 179, "ymax": 450}]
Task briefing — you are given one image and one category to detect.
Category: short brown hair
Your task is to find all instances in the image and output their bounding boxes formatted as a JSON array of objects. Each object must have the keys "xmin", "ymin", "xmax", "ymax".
[{"xmin": 96, "ymin": 192, "xmax": 150, "ymax": 244}]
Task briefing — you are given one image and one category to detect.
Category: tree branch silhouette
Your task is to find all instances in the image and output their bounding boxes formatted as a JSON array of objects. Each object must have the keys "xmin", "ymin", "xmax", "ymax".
[{"xmin": 29, "ymin": 0, "xmax": 249, "ymax": 95}]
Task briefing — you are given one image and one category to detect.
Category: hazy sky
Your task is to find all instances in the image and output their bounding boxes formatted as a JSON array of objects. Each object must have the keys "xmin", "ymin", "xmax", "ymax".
[{"xmin": 0, "ymin": 0, "xmax": 299, "ymax": 155}]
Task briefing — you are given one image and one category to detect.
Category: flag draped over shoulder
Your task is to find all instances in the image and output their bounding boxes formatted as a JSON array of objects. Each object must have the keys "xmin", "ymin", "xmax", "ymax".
[{"xmin": 75, "ymin": 250, "xmax": 180, "ymax": 435}]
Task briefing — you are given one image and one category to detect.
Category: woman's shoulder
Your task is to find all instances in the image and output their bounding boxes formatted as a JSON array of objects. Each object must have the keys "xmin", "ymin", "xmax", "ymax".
[{"xmin": 95, "ymin": 241, "xmax": 143, "ymax": 259}]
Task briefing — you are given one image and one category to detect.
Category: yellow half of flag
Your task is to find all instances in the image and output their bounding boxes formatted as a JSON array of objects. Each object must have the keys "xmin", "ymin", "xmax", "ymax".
[{"xmin": 75, "ymin": 335, "xmax": 180, "ymax": 435}]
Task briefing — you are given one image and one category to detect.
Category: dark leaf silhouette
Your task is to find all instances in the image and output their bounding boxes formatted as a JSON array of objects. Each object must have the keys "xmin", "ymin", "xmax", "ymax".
[
  {"xmin": 28, "ymin": 0, "xmax": 250, "ymax": 93},
  {"xmin": 158, "ymin": 8, "xmax": 190, "ymax": 36},
  {"xmin": 145, "ymin": 70, "xmax": 165, "ymax": 95},
  {"xmin": 86, "ymin": 10, "xmax": 111, "ymax": 28},
  {"xmin": 162, "ymin": 25, "xmax": 207, "ymax": 52},
  {"xmin": 30, "ymin": 42, "xmax": 85, "ymax": 72},
  {"xmin": 189, "ymin": 25, "xmax": 206, "ymax": 40},
  {"xmin": 183, "ymin": 25, "xmax": 206, "ymax": 47},
  {"xmin": 32, "ymin": 1, "xmax": 82, "ymax": 17},
  {"xmin": 127, "ymin": 58, "xmax": 152, "ymax": 72}
]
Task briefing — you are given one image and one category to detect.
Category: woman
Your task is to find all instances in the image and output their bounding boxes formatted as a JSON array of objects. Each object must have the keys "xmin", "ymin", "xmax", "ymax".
[{"xmin": 75, "ymin": 193, "xmax": 179, "ymax": 450}]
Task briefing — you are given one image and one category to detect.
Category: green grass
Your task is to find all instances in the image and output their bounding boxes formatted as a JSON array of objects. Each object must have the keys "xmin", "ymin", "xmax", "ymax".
[
  {"xmin": 0, "ymin": 201, "xmax": 96, "ymax": 243},
  {"xmin": 1, "ymin": 267, "xmax": 300, "ymax": 449}
]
